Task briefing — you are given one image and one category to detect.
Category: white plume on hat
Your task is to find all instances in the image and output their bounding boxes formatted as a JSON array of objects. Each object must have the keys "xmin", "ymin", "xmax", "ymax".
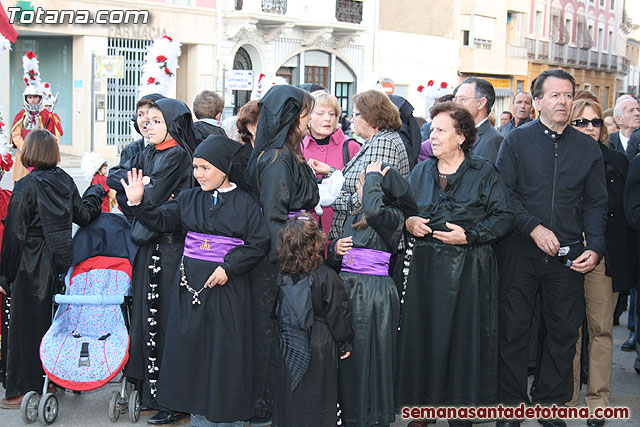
[
  {"xmin": 22, "ymin": 50, "xmax": 44, "ymax": 91},
  {"xmin": 138, "ymin": 35, "xmax": 182, "ymax": 99},
  {"xmin": 81, "ymin": 152, "xmax": 107, "ymax": 180},
  {"xmin": 250, "ymin": 73, "xmax": 289, "ymax": 100},
  {"xmin": 42, "ymin": 82, "xmax": 54, "ymax": 102}
]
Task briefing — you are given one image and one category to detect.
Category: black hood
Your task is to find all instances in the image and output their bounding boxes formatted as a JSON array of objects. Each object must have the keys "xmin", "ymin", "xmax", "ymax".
[
  {"xmin": 298, "ymin": 83, "xmax": 326, "ymax": 93},
  {"xmin": 132, "ymin": 93, "xmax": 166, "ymax": 135},
  {"xmin": 247, "ymin": 85, "xmax": 303, "ymax": 178},
  {"xmin": 388, "ymin": 94, "xmax": 421, "ymax": 168},
  {"xmin": 155, "ymin": 98, "xmax": 197, "ymax": 157}
]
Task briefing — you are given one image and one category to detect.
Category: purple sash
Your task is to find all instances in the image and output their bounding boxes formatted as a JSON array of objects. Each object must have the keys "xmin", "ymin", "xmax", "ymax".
[
  {"xmin": 183, "ymin": 231, "xmax": 244, "ymax": 263},
  {"xmin": 288, "ymin": 210, "xmax": 307, "ymax": 218},
  {"xmin": 341, "ymin": 248, "xmax": 391, "ymax": 276}
]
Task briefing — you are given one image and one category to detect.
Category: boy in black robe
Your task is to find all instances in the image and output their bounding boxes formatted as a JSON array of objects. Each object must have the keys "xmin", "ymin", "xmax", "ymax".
[{"xmin": 121, "ymin": 135, "xmax": 269, "ymax": 425}]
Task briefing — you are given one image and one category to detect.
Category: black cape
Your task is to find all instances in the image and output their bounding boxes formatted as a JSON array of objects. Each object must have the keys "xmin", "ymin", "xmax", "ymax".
[
  {"xmin": 272, "ymin": 264, "xmax": 353, "ymax": 427},
  {"xmin": 388, "ymin": 95, "xmax": 421, "ymax": 169},
  {"xmin": 395, "ymin": 154, "xmax": 515, "ymax": 407},
  {"xmin": 0, "ymin": 169, "xmax": 104, "ymax": 397},
  {"xmin": 107, "ymin": 102, "xmax": 194, "ymax": 409},
  {"xmin": 247, "ymin": 85, "xmax": 320, "ymax": 418},
  {"xmin": 327, "ymin": 171, "xmax": 403, "ymax": 426},
  {"xmin": 193, "ymin": 120, "xmax": 227, "ymax": 146},
  {"xmin": 131, "ymin": 185, "xmax": 269, "ymax": 422}
]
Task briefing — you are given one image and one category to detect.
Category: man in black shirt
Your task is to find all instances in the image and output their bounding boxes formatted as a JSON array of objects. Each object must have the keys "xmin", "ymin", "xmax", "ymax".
[{"xmin": 495, "ymin": 69, "xmax": 607, "ymax": 427}]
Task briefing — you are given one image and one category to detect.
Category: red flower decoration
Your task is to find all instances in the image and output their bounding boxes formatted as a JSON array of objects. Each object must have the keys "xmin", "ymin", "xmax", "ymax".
[
  {"xmin": 24, "ymin": 78, "xmax": 28, "ymax": 84},
  {"xmin": 1, "ymin": 153, "xmax": 14, "ymax": 172},
  {"xmin": 30, "ymin": 75, "xmax": 36, "ymax": 80},
  {"xmin": 147, "ymin": 77, "xmax": 156, "ymax": 84},
  {"xmin": 164, "ymin": 66, "xmax": 171, "ymax": 75},
  {"xmin": 0, "ymin": 121, "xmax": 4, "ymax": 128},
  {"xmin": 417, "ymin": 85, "xmax": 425, "ymax": 93},
  {"xmin": 440, "ymin": 82, "xmax": 448, "ymax": 89},
  {"xmin": 25, "ymin": 51, "xmax": 36, "ymax": 59},
  {"xmin": 162, "ymin": 36, "xmax": 173, "ymax": 42},
  {"xmin": 427, "ymin": 80, "xmax": 435, "ymax": 87},
  {"xmin": 156, "ymin": 55, "xmax": 167, "ymax": 63},
  {"xmin": 259, "ymin": 73, "xmax": 266, "ymax": 81},
  {"xmin": 44, "ymin": 82, "xmax": 50, "ymax": 88}
]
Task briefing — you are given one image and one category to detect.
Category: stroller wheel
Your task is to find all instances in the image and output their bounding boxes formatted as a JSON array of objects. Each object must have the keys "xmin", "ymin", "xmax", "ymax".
[
  {"xmin": 37, "ymin": 393, "xmax": 58, "ymax": 425},
  {"xmin": 108, "ymin": 390, "xmax": 121, "ymax": 422},
  {"xmin": 128, "ymin": 390, "xmax": 140, "ymax": 423},
  {"xmin": 20, "ymin": 391, "xmax": 40, "ymax": 424}
]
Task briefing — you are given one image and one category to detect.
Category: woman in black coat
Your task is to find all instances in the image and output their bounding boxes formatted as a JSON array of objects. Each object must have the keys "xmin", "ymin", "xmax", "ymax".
[
  {"xmin": 246, "ymin": 85, "xmax": 319, "ymax": 421},
  {"xmin": 566, "ymin": 99, "xmax": 636, "ymax": 422},
  {"xmin": 0, "ymin": 130, "xmax": 105, "ymax": 408},
  {"xmin": 395, "ymin": 102, "xmax": 515, "ymax": 427}
]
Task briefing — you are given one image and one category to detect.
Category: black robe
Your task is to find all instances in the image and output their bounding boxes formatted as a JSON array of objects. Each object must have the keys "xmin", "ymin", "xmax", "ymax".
[
  {"xmin": 130, "ymin": 185, "xmax": 269, "ymax": 422},
  {"xmin": 327, "ymin": 172, "xmax": 403, "ymax": 427},
  {"xmin": 272, "ymin": 264, "xmax": 353, "ymax": 427},
  {"xmin": 395, "ymin": 154, "xmax": 515, "ymax": 407},
  {"xmin": 249, "ymin": 145, "xmax": 320, "ymax": 417},
  {"xmin": 0, "ymin": 169, "xmax": 104, "ymax": 397},
  {"xmin": 193, "ymin": 120, "xmax": 227, "ymax": 145},
  {"xmin": 107, "ymin": 143, "xmax": 192, "ymax": 409}
]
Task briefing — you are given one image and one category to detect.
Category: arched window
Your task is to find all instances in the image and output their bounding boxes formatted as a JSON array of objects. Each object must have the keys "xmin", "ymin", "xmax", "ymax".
[{"xmin": 233, "ymin": 47, "xmax": 253, "ymax": 114}]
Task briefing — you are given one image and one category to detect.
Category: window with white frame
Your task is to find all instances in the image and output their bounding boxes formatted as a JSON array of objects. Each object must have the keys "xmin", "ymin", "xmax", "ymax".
[{"xmin": 461, "ymin": 14, "xmax": 495, "ymax": 49}]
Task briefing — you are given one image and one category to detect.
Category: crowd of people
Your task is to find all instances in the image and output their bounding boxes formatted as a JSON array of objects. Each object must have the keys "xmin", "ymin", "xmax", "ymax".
[{"xmin": 0, "ymin": 67, "xmax": 639, "ymax": 427}]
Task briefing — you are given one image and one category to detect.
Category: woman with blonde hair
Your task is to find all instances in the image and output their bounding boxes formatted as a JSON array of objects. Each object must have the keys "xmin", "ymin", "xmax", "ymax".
[
  {"xmin": 302, "ymin": 91, "xmax": 360, "ymax": 237},
  {"xmin": 566, "ymin": 98, "xmax": 635, "ymax": 427}
]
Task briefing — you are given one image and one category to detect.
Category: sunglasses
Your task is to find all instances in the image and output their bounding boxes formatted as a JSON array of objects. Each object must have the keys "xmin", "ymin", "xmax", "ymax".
[{"xmin": 571, "ymin": 118, "xmax": 604, "ymax": 128}]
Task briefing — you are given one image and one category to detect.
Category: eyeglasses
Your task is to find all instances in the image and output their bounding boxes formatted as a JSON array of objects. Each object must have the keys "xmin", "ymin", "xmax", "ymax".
[
  {"xmin": 453, "ymin": 96, "xmax": 482, "ymax": 104},
  {"xmin": 143, "ymin": 120, "xmax": 165, "ymax": 128},
  {"xmin": 571, "ymin": 118, "xmax": 604, "ymax": 128}
]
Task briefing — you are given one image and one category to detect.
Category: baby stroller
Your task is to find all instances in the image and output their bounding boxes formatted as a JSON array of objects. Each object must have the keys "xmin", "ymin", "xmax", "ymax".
[{"xmin": 20, "ymin": 213, "xmax": 138, "ymax": 425}]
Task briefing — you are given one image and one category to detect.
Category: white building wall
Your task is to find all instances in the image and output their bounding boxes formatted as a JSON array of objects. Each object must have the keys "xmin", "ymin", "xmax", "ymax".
[{"xmin": 377, "ymin": 30, "xmax": 460, "ymax": 117}]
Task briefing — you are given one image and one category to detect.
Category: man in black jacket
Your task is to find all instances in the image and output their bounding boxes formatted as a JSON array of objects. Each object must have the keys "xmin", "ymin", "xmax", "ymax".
[
  {"xmin": 624, "ymin": 155, "xmax": 640, "ymax": 375},
  {"xmin": 609, "ymin": 96, "xmax": 640, "ymax": 159},
  {"xmin": 495, "ymin": 69, "xmax": 607, "ymax": 427}
]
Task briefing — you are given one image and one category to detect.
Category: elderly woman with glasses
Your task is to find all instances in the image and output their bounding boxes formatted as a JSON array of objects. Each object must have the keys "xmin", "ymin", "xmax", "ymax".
[
  {"xmin": 396, "ymin": 102, "xmax": 514, "ymax": 427},
  {"xmin": 565, "ymin": 98, "xmax": 635, "ymax": 427}
]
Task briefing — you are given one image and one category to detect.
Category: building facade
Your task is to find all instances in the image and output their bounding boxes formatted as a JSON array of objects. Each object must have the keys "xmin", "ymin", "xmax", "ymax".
[
  {"xmin": 1, "ymin": 0, "xmax": 220, "ymax": 161},
  {"xmin": 377, "ymin": 0, "xmax": 460, "ymax": 117},
  {"xmin": 217, "ymin": 0, "xmax": 374, "ymax": 117},
  {"xmin": 524, "ymin": 0, "xmax": 622, "ymax": 109}
]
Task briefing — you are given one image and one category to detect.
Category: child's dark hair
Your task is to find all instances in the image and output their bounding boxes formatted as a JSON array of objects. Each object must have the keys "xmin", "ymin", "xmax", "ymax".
[
  {"xmin": 277, "ymin": 213, "xmax": 326, "ymax": 274},
  {"xmin": 21, "ymin": 129, "xmax": 59, "ymax": 169}
]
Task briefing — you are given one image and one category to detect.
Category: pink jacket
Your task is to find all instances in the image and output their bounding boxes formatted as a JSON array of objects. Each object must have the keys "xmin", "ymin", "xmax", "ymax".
[{"xmin": 301, "ymin": 128, "xmax": 360, "ymax": 238}]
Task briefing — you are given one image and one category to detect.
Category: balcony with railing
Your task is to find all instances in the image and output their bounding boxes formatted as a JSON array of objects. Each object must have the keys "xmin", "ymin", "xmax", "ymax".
[
  {"xmin": 538, "ymin": 40, "xmax": 549, "ymax": 60},
  {"xmin": 336, "ymin": 0, "xmax": 363, "ymax": 24},
  {"xmin": 526, "ymin": 36, "xmax": 617, "ymax": 72},
  {"xmin": 262, "ymin": 0, "xmax": 287, "ymax": 14},
  {"xmin": 566, "ymin": 46, "xmax": 577, "ymax": 65},
  {"xmin": 579, "ymin": 48, "xmax": 588, "ymax": 66},
  {"xmin": 589, "ymin": 50, "xmax": 599, "ymax": 68},
  {"xmin": 553, "ymin": 43, "xmax": 565, "ymax": 63}
]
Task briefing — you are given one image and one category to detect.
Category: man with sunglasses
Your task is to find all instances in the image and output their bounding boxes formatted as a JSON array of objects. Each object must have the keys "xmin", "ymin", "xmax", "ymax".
[{"xmin": 495, "ymin": 69, "xmax": 607, "ymax": 427}]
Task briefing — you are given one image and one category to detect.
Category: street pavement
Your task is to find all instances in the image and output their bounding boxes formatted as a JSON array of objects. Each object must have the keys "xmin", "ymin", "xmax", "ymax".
[{"xmin": 0, "ymin": 154, "xmax": 638, "ymax": 426}]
